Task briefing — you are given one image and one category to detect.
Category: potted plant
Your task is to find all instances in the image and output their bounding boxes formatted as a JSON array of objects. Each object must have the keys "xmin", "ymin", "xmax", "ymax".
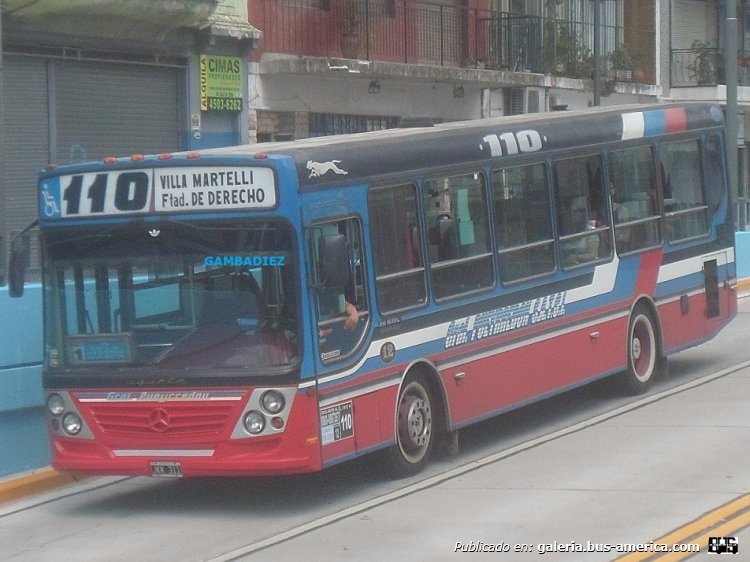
[
  {"xmin": 333, "ymin": 0, "xmax": 366, "ymax": 59},
  {"xmin": 608, "ymin": 44, "xmax": 638, "ymax": 82},
  {"xmin": 549, "ymin": 24, "xmax": 592, "ymax": 79},
  {"xmin": 688, "ymin": 40, "xmax": 716, "ymax": 85}
]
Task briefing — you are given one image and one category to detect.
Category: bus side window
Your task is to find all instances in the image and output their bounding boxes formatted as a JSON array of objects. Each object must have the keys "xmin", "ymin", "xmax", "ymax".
[
  {"xmin": 311, "ymin": 218, "xmax": 369, "ymax": 363},
  {"xmin": 703, "ymin": 134, "xmax": 727, "ymax": 217},
  {"xmin": 554, "ymin": 154, "xmax": 612, "ymax": 268},
  {"xmin": 368, "ymin": 183, "xmax": 427, "ymax": 313},
  {"xmin": 492, "ymin": 163, "xmax": 556, "ymax": 283},
  {"xmin": 609, "ymin": 145, "xmax": 662, "ymax": 254},
  {"xmin": 423, "ymin": 173, "xmax": 493, "ymax": 300},
  {"xmin": 660, "ymin": 139, "xmax": 710, "ymax": 242}
]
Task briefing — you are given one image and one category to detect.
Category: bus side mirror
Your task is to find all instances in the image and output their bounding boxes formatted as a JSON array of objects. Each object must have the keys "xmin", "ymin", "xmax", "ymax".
[
  {"xmin": 8, "ymin": 236, "xmax": 28, "ymax": 298},
  {"xmin": 318, "ymin": 234, "xmax": 349, "ymax": 288}
]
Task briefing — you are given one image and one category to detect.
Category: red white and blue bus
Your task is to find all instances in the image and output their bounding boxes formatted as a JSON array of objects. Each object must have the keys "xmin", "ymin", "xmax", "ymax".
[{"xmin": 11, "ymin": 103, "xmax": 737, "ymax": 477}]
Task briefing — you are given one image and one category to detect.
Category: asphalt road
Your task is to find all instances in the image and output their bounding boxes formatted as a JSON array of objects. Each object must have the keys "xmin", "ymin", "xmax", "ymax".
[{"xmin": 2, "ymin": 296, "xmax": 749, "ymax": 562}]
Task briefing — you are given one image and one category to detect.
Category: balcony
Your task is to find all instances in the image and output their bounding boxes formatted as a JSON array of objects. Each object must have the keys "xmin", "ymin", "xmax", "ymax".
[
  {"xmin": 671, "ymin": 44, "xmax": 750, "ymax": 87},
  {"xmin": 253, "ymin": 0, "xmax": 656, "ymax": 84}
]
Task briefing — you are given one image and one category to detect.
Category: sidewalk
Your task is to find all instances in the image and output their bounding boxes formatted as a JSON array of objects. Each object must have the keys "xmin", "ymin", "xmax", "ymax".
[{"xmin": 0, "ymin": 468, "xmax": 85, "ymax": 505}]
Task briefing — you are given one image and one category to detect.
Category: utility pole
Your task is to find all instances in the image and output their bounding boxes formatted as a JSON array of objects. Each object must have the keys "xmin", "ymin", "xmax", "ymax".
[
  {"xmin": 593, "ymin": 0, "xmax": 601, "ymax": 106},
  {"xmin": 725, "ymin": 1, "xmax": 741, "ymax": 229}
]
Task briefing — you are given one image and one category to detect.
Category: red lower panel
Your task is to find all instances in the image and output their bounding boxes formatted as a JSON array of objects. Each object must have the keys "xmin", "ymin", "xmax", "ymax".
[
  {"xmin": 318, "ymin": 386, "xmax": 399, "ymax": 466},
  {"xmin": 442, "ymin": 315, "xmax": 628, "ymax": 427},
  {"xmin": 659, "ymin": 286, "xmax": 736, "ymax": 354},
  {"xmin": 50, "ymin": 390, "xmax": 322, "ymax": 477}
]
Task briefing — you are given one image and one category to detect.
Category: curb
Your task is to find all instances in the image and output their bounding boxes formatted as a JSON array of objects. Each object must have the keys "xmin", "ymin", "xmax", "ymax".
[{"xmin": 0, "ymin": 468, "xmax": 86, "ymax": 505}]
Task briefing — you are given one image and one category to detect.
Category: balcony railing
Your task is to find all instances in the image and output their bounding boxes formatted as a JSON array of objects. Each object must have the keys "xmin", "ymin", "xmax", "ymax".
[
  {"xmin": 671, "ymin": 47, "xmax": 724, "ymax": 86},
  {"xmin": 671, "ymin": 47, "xmax": 750, "ymax": 87},
  {"xmin": 253, "ymin": 0, "xmax": 656, "ymax": 84}
]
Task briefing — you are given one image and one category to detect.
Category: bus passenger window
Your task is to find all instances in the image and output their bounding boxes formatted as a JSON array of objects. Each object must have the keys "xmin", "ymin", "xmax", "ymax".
[
  {"xmin": 554, "ymin": 154, "xmax": 612, "ymax": 268},
  {"xmin": 660, "ymin": 139, "xmax": 709, "ymax": 242},
  {"xmin": 704, "ymin": 134, "xmax": 727, "ymax": 217},
  {"xmin": 368, "ymin": 184, "xmax": 427, "ymax": 313},
  {"xmin": 311, "ymin": 218, "xmax": 369, "ymax": 363},
  {"xmin": 492, "ymin": 163, "xmax": 555, "ymax": 283},
  {"xmin": 609, "ymin": 146, "xmax": 662, "ymax": 254},
  {"xmin": 423, "ymin": 173, "xmax": 493, "ymax": 299}
]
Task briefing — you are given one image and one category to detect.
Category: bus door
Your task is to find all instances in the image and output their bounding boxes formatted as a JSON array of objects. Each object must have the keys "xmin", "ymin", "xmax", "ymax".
[
  {"xmin": 306, "ymin": 212, "xmax": 371, "ymax": 462},
  {"xmin": 309, "ymin": 217, "xmax": 369, "ymax": 365}
]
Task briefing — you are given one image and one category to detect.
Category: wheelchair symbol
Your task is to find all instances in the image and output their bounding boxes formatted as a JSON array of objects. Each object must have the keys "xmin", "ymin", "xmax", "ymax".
[{"xmin": 42, "ymin": 186, "xmax": 61, "ymax": 217}]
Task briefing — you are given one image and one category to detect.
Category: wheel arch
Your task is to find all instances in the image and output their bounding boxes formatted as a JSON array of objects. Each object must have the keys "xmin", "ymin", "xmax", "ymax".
[
  {"xmin": 396, "ymin": 359, "xmax": 451, "ymax": 436},
  {"xmin": 628, "ymin": 294, "xmax": 664, "ymax": 356}
]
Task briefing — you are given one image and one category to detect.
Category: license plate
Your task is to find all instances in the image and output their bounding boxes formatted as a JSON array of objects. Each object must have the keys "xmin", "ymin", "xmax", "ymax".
[{"xmin": 150, "ymin": 461, "xmax": 183, "ymax": 478}]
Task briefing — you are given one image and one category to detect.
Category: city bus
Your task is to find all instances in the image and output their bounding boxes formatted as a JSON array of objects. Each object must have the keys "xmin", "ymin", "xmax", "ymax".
[{"xmin": 10, "ymin": 103, "xmax": 737, "ymax": 478}]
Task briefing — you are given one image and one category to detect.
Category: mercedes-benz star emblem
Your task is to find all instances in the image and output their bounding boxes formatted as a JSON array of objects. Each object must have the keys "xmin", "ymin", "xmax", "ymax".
[{"xmin": 149, "ymin": 408, "xmax": 171, "ymax": 432}]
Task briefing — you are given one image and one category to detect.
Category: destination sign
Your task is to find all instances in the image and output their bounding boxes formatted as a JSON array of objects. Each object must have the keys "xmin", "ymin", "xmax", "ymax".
[
  {"xmin": 40, "ymin": 166, "xmax": 276, "ymax": 219},
  {"xmin": 154, "ymin": 167, "xmax": 275, "ymax": 212}
]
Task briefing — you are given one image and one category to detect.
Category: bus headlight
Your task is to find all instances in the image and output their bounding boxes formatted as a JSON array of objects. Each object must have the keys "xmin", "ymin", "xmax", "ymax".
[
  {"xmin": 62, "ymin": 413, "xmax": 83, "ymax": 436},
  {"xmin": 243, "ymin": 411, "xmax": 266, "ymax": 435},
  {"xmin": 261, "ymin": 390, "xmax": 285, "ymax": 415},
  {"xmin": 47, "ymin": 394, "xmax": 65, "ymax": 417}
]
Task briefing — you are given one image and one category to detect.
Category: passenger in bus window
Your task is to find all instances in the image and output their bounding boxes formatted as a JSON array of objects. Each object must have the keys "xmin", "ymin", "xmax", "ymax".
[
  {"xmin": 318, "ymin": 271, "xmax": 358, "ymax": 331},
  {"xmin": 316, "ymin": 220, "xmax": 361, "ymax": 356},
  {"xmin": 563, "ymin": 205, "xmax": 600, "ymax": 265},
  {"xmin": 610, "ymin": 184, "xmax": 630, "ymax": 224},
  {"xmin": 342, "ymin": 276, "xmax": 359, "ymax": 330},
  {"xmin": 317, "ymin": 271, "xmax": 360, "ymax": 364}
]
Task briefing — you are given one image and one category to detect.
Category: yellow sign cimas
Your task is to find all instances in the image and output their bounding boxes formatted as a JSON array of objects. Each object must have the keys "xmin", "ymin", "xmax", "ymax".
[{"xmin": 199, "ymin": 54, "xmax": 243, "ymax": 112}]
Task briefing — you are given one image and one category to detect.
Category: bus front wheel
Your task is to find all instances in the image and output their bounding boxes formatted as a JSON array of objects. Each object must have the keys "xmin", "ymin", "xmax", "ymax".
[
  {"xmin": 385, "ymin": 377, "xmax": 435, "ymax": 477},
  {"xmin": 623, "ymin": 306, "xmax": 661, "ymax": 394}
]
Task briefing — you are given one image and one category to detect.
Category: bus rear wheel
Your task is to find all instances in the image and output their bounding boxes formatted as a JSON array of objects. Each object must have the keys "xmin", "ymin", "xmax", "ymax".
[
  {"xmin": 623, "ymin": 306, "xmax": 661, "ymax": 394},
  {"xmin": 385, "ymin": 377, "xmax": 435, "ymax": 477}
]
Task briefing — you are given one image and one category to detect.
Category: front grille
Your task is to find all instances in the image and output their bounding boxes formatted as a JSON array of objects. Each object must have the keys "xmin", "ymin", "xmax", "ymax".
[{"xmin": 87, "ymin": 402, "xmax": 235, "ymax": 437}]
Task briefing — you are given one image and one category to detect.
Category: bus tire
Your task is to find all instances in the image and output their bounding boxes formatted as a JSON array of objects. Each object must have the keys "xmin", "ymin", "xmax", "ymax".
[
  {"xmin": 385, "ymin": 376, "xmax": 435, "ymax": 477},
  {"xmin": 623, "ymin": 305, "xmax": 661, "ymax": 394}
]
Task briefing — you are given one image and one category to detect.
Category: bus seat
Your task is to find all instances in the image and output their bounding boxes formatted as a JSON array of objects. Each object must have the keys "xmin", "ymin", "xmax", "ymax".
[
  {"xmin": 437, "ymin": 216, "xmax": 457, "ymax": 260},
  {"xmin": 406, "ymin": 223, "xmax": 420, "ymax": 267}
]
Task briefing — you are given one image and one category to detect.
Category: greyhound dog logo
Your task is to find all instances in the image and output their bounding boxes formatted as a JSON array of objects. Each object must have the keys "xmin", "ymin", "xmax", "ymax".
[{"xmin": 306, "ymin": 160, "xmax": 349, "ymax": 179}]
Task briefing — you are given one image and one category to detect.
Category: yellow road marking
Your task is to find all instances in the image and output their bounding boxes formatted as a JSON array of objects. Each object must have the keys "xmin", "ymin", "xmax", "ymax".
[
  {"xmin": 656, "ymin": 509, "xmax": 750, "ymax": 561},
  {"xmin": 618, "ymin": 493, "xmax": 750, "ymax": 561}
]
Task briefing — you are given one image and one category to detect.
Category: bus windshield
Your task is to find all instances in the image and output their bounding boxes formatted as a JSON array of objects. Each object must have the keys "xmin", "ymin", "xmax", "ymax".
[{"xmin": 42, "ymin": 219, "xmax": 299, "ymax": 375}]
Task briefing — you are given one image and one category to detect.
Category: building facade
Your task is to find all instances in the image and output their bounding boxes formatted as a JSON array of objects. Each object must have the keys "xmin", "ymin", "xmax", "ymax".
[{"xmin": 245, "ymin": 0, "xmax": 659, "ymax": 141}]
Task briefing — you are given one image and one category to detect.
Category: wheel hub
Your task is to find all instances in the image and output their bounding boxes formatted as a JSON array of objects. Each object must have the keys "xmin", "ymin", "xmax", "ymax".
[
  {"xmin": 632, "ymin": 336, "xmax": 642, "ymax": 361},
  {"xmin": 399, "ymin": 395, "xmax": 431, "ymax": 451}
]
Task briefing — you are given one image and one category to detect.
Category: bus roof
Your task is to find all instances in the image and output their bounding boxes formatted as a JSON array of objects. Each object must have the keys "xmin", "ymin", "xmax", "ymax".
[{"xmin": 201, "ymin": 102, "xmax": 724, "ymax": 190}]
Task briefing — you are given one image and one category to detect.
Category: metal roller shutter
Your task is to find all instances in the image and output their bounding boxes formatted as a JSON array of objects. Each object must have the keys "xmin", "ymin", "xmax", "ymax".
[
  {"xmin": 3, "ymin": 55, "xmax": 50, "ymax": 270},
  {"xmin": 673, "ymin": 0, "xmax": 717, "ymax": 49},
  {"xmin": 54, "ymin": 59, "xmax": 181, "ymax": 165}
]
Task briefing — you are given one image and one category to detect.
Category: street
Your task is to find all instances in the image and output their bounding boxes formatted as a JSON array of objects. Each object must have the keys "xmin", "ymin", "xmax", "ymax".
[{"xmin": 2, "ymin": 295, "xmax": 749, "ymax": 562}]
